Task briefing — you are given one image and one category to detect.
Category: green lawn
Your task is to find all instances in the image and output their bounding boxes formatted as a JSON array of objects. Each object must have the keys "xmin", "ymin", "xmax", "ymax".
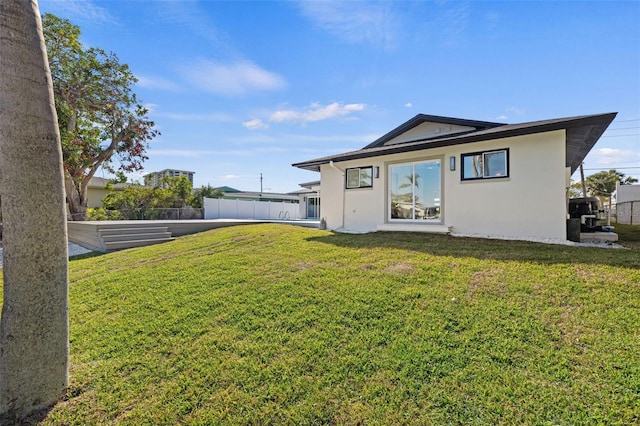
[{"xmin": 4, "ymin": 224, "xmax": 640, "ymax": 424}]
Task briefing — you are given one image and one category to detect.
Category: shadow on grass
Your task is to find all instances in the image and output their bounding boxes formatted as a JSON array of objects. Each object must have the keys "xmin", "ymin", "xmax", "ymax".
[
  {"xmin": 1, "ymin": 405, "xmax": 53, "ymax": 426},
  {"xmin": 307, "ymin": 231, "xmax": 640, "ymax": 269},
  {"xmin": 69, "ymin": 251, "xmax": 103, "ymax": 261}
]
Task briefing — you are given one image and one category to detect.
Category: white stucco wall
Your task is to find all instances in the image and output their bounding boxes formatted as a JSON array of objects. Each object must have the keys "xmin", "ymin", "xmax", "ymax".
[{"xmin": 319, "ymin": 130, "xmax": 569, "ymax": 241}]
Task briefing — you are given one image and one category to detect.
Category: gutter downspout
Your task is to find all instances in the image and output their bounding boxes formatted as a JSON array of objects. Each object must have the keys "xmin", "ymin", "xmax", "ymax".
[{"xmin": 329, "ymin": 161, "xmax": 346, "ymax": 230}]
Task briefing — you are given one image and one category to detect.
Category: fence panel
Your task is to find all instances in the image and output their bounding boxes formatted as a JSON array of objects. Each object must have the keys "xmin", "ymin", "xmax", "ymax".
[
  {"xmin": 616, "ymin": 201, "xmax": 639, "ymax": 225},
  {"xmin": 204, "ymin": 198, "xmax": 299, "ymax": 220}
]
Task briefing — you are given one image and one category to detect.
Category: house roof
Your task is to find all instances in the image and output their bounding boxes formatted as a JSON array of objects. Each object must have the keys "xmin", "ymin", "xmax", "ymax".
[
  {"xmin": 363, "ymin": 114, "xmax": 505, "ymax": 149},
  {"xmin": 298, "ymin": 180, "xmax": 321, "ymax": 189},
  {"xmin": 87, "ymin": 176, "xmax": 128, "ymax": 190},
  {"xmin": 214, "ymin": 186, "xmax": 241, "ymax": 193},
  {"xmin": 222, "ymin": 191, "xmax": 300, "ymax": 201},
  {"xmin": 292, "ymin": 112, "xmax": 617, "ymax": 175}
]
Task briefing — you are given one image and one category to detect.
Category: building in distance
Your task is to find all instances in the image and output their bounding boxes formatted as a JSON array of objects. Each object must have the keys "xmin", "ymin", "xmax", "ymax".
[{"xmin": 144, "ymin": 169, "xmax": 195, "ymax": 188}]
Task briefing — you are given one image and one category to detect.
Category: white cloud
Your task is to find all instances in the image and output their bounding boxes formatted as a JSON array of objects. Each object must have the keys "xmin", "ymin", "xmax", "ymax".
[
  {"xmin": 150, "ymin": 148, "xmax": 252, "ymax": 157},
  {"xmin": 590, "ymin": 148, "xmax": 640, "ymax": 165},
  {"xmin": 298, "ymin": 1, "xmax": 399, "ymax": 48},
  {"xmin": 182, "ymin": 59, "xmax": 286, "ymax": 96},
  {"xmin": 223, "ymin": 174, "xmax": 241, "ymax": 180},
  {"xmin": 405, "ymin": 102, "xmax": 413, "ymax": 108},
  {"xmin": 496, "ymin": 107, "xmax": 525, "ymax": 121},
  {"xmin": 270, "ymin": 102, "xmax": 366, "ymax": 124},
  {"xmin": 154, "ymin": 111, "xmax": 234, "ymax": 122},
  {"xmin": 243, "ymin": 118, "xmax": 269, "ymax": 130},
  {"xmin": 40, "ymin": 0, "xmax": 113, "ymax": 23},
  {"xmin": 143, "ymin": 103, "xmax": 159, "ymax": 112},
  {"xmin": 437, "ymin": 1, "xmax": 471, "ymax": 46},
  {"xmin": 136, "ymin": 75, "xmax": 182, "ymax": 92}
]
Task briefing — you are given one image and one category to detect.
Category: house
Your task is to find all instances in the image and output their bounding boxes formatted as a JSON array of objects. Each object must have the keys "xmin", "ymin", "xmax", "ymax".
[
  {"xmin": 86, "ymin": 176, "xmax": 128, "ymax": 208},
  {"xmin": 293, "ymin": 112, "xmax": 616, "ymax": 242},
  {"xmin": 215, "ymin": 186, "xmax": 300, "ymax": 203},
  {"xmin": 290, "ymin": 181, "xmax": 321, "ymax": 219},
  {"xmin": 144, "ymin": 169, "xmax": 195, "ymax": 188}
]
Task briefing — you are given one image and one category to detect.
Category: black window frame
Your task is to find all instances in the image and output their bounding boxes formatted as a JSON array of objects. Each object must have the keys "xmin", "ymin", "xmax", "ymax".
[
  {"xmin": 461, "ymin": 148, "xmax": 509, "ymax": 181},
  {"xmin": 345, "ymin": 166, "xmax": 373, "ymax": 189}
]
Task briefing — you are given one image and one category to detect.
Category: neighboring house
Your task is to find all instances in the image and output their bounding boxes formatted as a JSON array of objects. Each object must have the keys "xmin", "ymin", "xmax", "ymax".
[
  {"xmin": 86, "ymin": 176, "xmax": 128, "ymax": 208},
  {"xmin": 144, "ymin": 169, "xmax": 195, "ymax": 188},
  {"xmin": 615, "ymin": 182, "xmax": 640, "ymax": 225},
  {"xmin": 290, "ymin": 181, "xmax": 321, "ymax": 219},
  {"xmin": 293, "ymin": 112, "xmax": 616, "ymax": 242},
  {"xmin": 216, "ymin": 186, "xmax": 300, "ymax": 203}
]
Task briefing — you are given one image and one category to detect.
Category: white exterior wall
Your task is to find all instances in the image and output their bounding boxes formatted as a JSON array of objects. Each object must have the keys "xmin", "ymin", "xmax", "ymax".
[
  {"xmin": 616, "ymin": 183, "xmax": 640, "ymax": 203},
  {"xmin": 319, "ymin": 130, "xmax": 568, "ymax": 240}
]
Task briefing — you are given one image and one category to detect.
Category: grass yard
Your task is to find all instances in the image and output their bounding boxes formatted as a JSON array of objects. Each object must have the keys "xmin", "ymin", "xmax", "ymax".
[{"xmin": 2, "ymin": 223, "xmax": 640, "ymax": 424}]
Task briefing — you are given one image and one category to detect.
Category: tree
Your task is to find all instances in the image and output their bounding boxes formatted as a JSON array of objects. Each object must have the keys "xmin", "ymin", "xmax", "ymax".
[
  {"xmin": 101, "ymin": 177, "xmax": 197, "ymax": 219},
  {"xmin": 189, "ymin": 184, "xmax": 225, "ymax": 208},
  {"xmin": 162, "ymin": 176, "xmax": 192, "ymax": 208},
  {"xmin": 568, "ymin": 180, "xmax": 584, "ymax": 198},
  {"xmin": 42, "ymin": 14, "xmax": 158, "ymax": 221},
  {"xmin": 586, "ymin": 169, "xmax": 638, "ymax": 201},
  {"xmin": 586, "ymin": 170, "xmax": 639, "ymax": 223},
  {"xmin": 0, "ymin": 0, "xmax": 69, "ymax": 421}
]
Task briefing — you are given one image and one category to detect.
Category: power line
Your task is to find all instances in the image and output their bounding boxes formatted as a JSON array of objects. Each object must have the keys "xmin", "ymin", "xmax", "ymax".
[
  {"xmin": 606, "ymin": 126, "xmax": 640, "ymax": 131},
  {"xmin": 600, "ymin": 134, "xmax": 640, "ymax": 138},
  {"xmin": 583, "ymin": 168, "xmax": 640, "ymax": 171}
]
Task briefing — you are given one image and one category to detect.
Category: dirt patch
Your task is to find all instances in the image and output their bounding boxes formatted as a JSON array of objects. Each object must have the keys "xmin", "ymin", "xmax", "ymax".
[
  {"xmin": 383, "ymin": 262, "xmax": 415, "ymax": 275},
  {"xmin": 467, "ymin": 269, "xmax": 505, "ymax": 297}
]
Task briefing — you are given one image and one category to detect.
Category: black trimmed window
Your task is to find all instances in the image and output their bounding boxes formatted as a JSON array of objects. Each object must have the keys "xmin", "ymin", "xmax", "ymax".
[
  {"xmin": 461, "ymin": 149, "xmax": 509, "ymax": 180},
  {"xmin": 346, "ymin": 166, "xmax": 373, "ymax": 189}
]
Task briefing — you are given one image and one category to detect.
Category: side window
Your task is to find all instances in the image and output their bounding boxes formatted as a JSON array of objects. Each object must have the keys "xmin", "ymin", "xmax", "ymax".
[
  {"xmin": 346, "ymin": 166, "xmax": 373, "ymax": 189},
  {"xmin": 461, "ymin": 149, "xmax": 508, "ymax": 180}
]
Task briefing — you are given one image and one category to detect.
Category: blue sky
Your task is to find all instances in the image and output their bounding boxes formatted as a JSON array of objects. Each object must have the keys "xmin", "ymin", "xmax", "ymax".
[{"xmin": 39, "ymin": 0, "xmax": 640, "ymax": 193}]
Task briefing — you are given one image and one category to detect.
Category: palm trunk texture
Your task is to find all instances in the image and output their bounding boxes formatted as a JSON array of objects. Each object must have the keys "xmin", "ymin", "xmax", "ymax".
[{"xmin": 0, "ymin": 0, "xmax": 69, "ymax": 421}]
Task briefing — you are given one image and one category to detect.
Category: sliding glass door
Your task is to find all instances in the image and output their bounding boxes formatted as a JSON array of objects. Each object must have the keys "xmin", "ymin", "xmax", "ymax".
[{"xmin": 389, "ymin": 159, "xmax": 441, "ymax": 221}]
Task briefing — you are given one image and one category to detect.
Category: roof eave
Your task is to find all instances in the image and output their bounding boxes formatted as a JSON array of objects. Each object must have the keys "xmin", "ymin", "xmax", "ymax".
[{"xmin": 292, "ymin": 112, "xmax": 617, "ymax": 173}]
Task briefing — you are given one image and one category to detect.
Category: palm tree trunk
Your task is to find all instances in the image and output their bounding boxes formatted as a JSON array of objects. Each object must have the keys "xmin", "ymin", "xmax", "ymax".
[{"xmin": 0, "ymin": 0, "xmax": 69, "ymax": 421}]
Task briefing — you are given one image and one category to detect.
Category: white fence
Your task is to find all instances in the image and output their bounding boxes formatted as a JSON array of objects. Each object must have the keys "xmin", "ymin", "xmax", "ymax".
[
  {"xmin": 204, "ymin": 198, "xmax": 300, "ymax": 220},
  {"xmin": 616, "ymin": 201, "xmax": 640, "ymax": 225}
]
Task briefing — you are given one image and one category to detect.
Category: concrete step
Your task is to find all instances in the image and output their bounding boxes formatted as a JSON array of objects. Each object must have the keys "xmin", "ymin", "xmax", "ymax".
[
  {"xmin": 98, "ymin": 226, "xmax": 170, "ymax": 236},
  {"xmin": 101, "ymin": 232, "xmax": 172, "ymax": 242},
  {"xmin": 104, "ymin": 237, "xmax": 175, "ymax": 252},
  {"xmin": 579, "ymin": 232, "xmax": 618, "ymax": 243}
]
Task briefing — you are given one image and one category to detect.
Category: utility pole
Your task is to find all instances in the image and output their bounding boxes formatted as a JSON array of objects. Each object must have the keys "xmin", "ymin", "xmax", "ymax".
[
  {"xmin": 260, "ymin": 173, "xmax": 263, "ymax": 193},
  {"xmin": 579, "ymin": 163, "xmax": 587, "ymax": 198}
]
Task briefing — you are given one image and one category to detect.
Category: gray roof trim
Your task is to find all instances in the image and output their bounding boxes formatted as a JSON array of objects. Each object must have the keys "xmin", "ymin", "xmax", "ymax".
[
  {"xmin": 363, "ymin": 114, "xmax": 506, "ymax": 149},
  {"xmin": 292, "ymin": 113, "xmax": 617, "ymax": 174},
  {"xmin": 298, "ymin": 180, "xmax": 321, "ymax": 189}
]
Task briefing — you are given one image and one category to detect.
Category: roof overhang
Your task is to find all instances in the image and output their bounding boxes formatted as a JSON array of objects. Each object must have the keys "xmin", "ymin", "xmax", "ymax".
[{"xmin": 292, "ymin": 113, "xmax": 617, "ymax": 174}]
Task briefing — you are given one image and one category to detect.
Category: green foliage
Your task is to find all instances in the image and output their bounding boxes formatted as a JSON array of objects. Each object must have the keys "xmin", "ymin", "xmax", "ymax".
[
  {"xmin": 189, "ymin": 184, "xmax": 225, "ymax": 208},
  {"xmin": 86, "ymin": 207, "xmax": 121, "ymax": 221},
  {"xmin": 2, "ymin": 225, "xmax": 636, "ymax": 424},
  {"xmin": 101, "ymin": 177, "xmax": 197, "ymax": 218},
  {"xmin": 160, "ymin": 176, "xmax": 193, "ymax": 208},
  {"xmin": 42, "ymin": 14, "xmax": 159, "ymax": 219},
  {"xmin": 568, "ymin": 180, "xmax": 584, "ymax": 198},
  {"xmin": 586, "ymin": 169, "xmax": 638, "ymax": 198}
]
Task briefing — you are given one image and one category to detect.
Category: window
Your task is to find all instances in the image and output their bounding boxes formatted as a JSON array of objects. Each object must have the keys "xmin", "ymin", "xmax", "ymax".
[
  {"xmin": 389, "ymin": 159, "xmax": 441, "ymax": 221},
  {"xmin": 346, "ymin": 166, "xmax": 373, "ymax": 189},
  {"xmin": 461, "ymin": 149, "xmax": 508, "ymax": 180}
]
